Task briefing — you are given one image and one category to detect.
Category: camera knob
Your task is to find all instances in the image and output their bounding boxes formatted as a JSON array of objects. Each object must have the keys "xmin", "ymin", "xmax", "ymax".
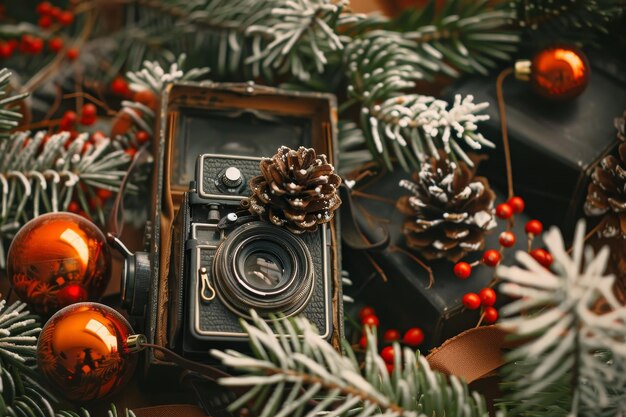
[{"xmin": 221, "ymin": 167, "xmax": 243, "ymax": 188}]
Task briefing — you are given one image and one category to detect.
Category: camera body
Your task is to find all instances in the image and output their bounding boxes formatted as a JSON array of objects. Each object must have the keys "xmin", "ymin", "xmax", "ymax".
[
  {"xmin": 110, "ymin": 82, "xmax": 342, "ymax": 376},
  {"xmin": 169, "ymin": 154, "xmax": 334, "ymax": 354}
]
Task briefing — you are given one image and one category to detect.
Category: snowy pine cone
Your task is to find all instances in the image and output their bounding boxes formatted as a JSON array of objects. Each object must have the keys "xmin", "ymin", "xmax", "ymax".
[
  {"xmin": 584, "ymin": 124, "xmax": 626, "ymax": 240},
  {"xmin": 248, "ymin": 146, "xmax": 342, "ymax": 234},
  {"xmin": 397, "ymin": 154, "xmax": 496, "ymax": 262}
]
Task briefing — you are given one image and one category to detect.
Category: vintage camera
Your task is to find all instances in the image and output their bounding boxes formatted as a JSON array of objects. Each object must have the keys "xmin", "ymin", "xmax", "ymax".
[
  {"xmin": 110, "ymin": 82, "xmax": 341, "ymax": 368},
  {"xmin": 169, "ymin": 153, "xmax": 334, "ymax": 355}
]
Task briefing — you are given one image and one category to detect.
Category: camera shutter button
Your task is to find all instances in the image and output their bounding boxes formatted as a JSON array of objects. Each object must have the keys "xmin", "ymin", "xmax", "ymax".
[{"xmin": 221, "ymin": 167, "xmax": 243, "ymax": 188}]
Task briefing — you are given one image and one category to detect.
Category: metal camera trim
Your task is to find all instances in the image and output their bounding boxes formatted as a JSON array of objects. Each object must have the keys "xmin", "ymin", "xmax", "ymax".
[
  {"xmin": 190, "ymin": 222, "xmax": 332, "ymax": 339},
  {"xmin": 197, "ymin": 154, "xmax": 262, "ymax": 201}
]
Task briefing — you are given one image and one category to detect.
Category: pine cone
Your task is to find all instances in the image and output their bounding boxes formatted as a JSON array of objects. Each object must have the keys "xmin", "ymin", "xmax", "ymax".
[
  {"xmin": 397, "ymin": 155, "xmax": 496, "ymax": 262},
  {"xmin": 584, "ymin": 143, "xmax": 626, "ymax": 240},
  {"xmin": 249, "ymin": 146, "xmax": 342, "ymax": 234}
]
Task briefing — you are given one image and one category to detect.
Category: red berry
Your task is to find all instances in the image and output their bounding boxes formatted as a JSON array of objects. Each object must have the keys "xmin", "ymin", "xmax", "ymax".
[
  {"xmin": 479, "ymin": 288, "xmax": 497, "ymax": 307},
  {"xmin": 530, "ymin": 248, "xmax": 553, "ymax": 268},
  {"xmin": 482, "ymin": 249, "xmax": 501, "ymax": 267},
  {"xmin": 38, "ymin": 15, "xmax": 53, "ymax": 28},
  {"xmin": 359, "ymin": 335, "xmax": 367, "ymax": 350},
  {"xmin": 134, "ymin": 89, "xmax": 157, "ymax": 109},
  {"xmin": 31, "ymin": 38, "xmax": 44, "ymax": 54},
  {"xmin": 359, "ymin": 306, "xmax": 376, "ymax": 320},
  {"xmin": 499, "ymin": 231, "xmax": 516, "ymax": 248},
  {"xmin": 462, "ymin": 293, "xmax": 481, "ymax": 310},
  {"xmin": 68, "ymin": 201, "xmax": 80, "ymax": 213},
  {"xmin": 37, "ymin": 2, "xmax": 53, "ymax": 15},
  {"xmin": 96, "ymin": 188, "xmax": 113, "ymax": 200},
  {"xmin": 386, "ymin": 363, "xmax": 394, "ymax": 374},
  {"xmin": 48, "ymin": 37, "xmax": 64, "ymax": 53},
  {"xmin": 111, "ymin": 77, "xmax": 130, "ymax": 96},
  {"xmin": 525, "ymin": 220, "xmax": 543, "ymax": 236},
  {"xmin": 0, "ymin": 42, "xmax": 12, "ymax": 59},
  {"xmin": 60, "ymin": 110, "xmax": 77, "ymax": 130},
  {"xmin": 381, "ymin": 346, "xmax": 395, "ymax": 363},
  {"xmin": 402, "ymin": 328, "xmax": 424, "ymax": 346},
  {"xmin": 58, "ymin": 11, "xmax": 74, "ymax": 26},
  {"xmin": 453, "ymin": 261, "xmax": 472, "ymax": 279},
  {"xmin": 383, "ymin": 329, "xmax": 400, "ymax": 343},
  {"xmin": 49, "ymin": 6, "xmax": 62, "ymax": 20},
  {"xmin": 484, "ymin": 306, "xmax": 499, "ymax": 323},
  {"xmin": 91, "ymin": 131, "xmax": 106, "ymax": 143},
  {"xmin": 135, "ymin": 130, "xmax": 150, "ymax": 144},
  {"xmin": 362, "ymin": 315, "xmax": 379, "ymax": 328},
  {"xmin": 508, "ymin": 196, "xmax": 525, "ymax": 214},
  {"xmin": 81, "ymin": 103, "xmax": 97, "ymax": 118},
  {"xmin": 66, "ymin": 47, "xmax": 79, "ymax": 60},
  {"xmin": 125, "ymin": 147, "xmax": 137, "ymax": 159},
  {"xmin": 495, "ymin": 203, "xmax": 513, "ymax": 219}
]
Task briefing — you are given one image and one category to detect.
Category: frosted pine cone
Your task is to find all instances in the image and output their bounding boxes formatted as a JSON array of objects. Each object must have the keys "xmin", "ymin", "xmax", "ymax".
[
  {"xmin": 584, "ymin": 142, "xmax": 626, "ymax": 240},
  {"xmin": 397, "ymin": 155, "xmax": 496, "ymax": 262},
  {"xmin": 249, "ymin": 146, "xmax": 342, "ymax": 234}
]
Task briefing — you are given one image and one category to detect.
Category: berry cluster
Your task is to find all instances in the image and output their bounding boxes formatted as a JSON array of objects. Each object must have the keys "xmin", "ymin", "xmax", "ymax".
[
  {"xmin": 0, "ymin": 2, "xmax": 78, "ymax": 61},
  {"xmin": 357, "ymin": 306, "xmax": 424, "ymax": 373},
  {"xmin": 462, "ymin": 288, "xmax": 498, "ymax": 323},
  {"xmin": 452, "ymin": 195, "xmax": 553, "ymax": 325}
]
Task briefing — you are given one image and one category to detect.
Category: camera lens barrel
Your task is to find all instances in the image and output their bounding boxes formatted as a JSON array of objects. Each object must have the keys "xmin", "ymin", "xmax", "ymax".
[
  {"xmin": 122, "ymin": 251, "xmax": 151, "ymax": 317},
  {"xmin": 212, "ymin": 221, "xmax": 314, "ymax": 317}
]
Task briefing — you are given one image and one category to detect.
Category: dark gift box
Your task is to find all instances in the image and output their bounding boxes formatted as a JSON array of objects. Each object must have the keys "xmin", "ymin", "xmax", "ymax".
[
  {"xmin": 128, "ymin": 82, "xmax": 342, "ymax": 384},
  {"xmin": 344, "ymin": 170, "xmax": 530, "ymax": 351},
  {"xmin": 445, "ymin": 53, "xmax": 626, "ymax": 239}
]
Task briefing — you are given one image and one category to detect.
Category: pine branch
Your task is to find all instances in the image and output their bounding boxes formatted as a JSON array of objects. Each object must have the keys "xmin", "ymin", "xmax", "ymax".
[
  {"xmin": 211, "ymin": 311, "xmax": 489, "ymax": 417},
  {"xmin": 342, "ymin": 0, "xmax": 520, "ymax": 77},
  {"xmin": 360, "ymin": 93, "xmax": 492, "ymax": 171},
  {"xmin": 0, "ymin": 69, "xmax": 28, "ymax": 139},
  {"xmin": 109, "ymin": 0, "xmax": 346, "ymax": 82},
  {"xmin": 510, "ymin": 0, "xmax": 624, "ymax": 45},
  {"xmin": 0, "ymin": 131, "xmax": 132, "ymax": 267},
  {"xmin": 497, "ymin": 220, "xmax": 626, "ymax": 417}
]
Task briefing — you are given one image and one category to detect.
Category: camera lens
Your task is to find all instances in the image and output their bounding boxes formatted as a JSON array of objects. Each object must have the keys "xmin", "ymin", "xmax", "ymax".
[
  {"xmin": 212, "ymin": 221, "xmax": 314, "ymax": 317},
  {"xmin": 238, "ymin": 243, "xmax": 291, "ymax": 291}
]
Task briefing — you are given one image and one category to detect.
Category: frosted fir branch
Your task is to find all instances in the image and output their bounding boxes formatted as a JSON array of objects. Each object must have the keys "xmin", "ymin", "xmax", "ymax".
[
  {"xmin": 511, "ymin": 0, "xmax": 624, "ymax": 43},
  {"xmin": 244, "ymin": 0, "xmax": 346, "ymax": 81},
  {"xmin": 126, "ymin": 54, "xmax": 210, "ymax": 93},
  {"xmin": 497, "ymin": 220, "xmax": 626, "ymax": 417},
  {"xmin": 0, "ymin": 131, "xmax": 132, "ymax": 267},
  {"xmin": 211, "ymin": 311, "xmax": 488, "ymax": 417},
  {"xmin": 0, "ymin": 69, "xmax": 28, "ymax": 139},
  {"xmin": 361, "ymin": 94, "xmax": 492, "ymax": 171}
]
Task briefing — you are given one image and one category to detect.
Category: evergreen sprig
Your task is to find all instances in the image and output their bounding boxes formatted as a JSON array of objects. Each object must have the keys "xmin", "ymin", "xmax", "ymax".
[
  {"xmin": 0, "ymin": 69, "xmax": 28, "ymax": 139},
  {"xmin": 113, "ymin": 0, "xmax": 347, "ymax": 82},
  {"xmin": 343, "ymin": 0, "xmax": 520, "ymax": 77},
  {"xmin": 212, "ymin": 311, "xmax": 489, "ymax": 417},
  {"xmin": 497, "ymin": 220, "xmax": 626, "ymax": 417},
  {"xmin": 510, "ymin": 0, "xmax": 624, "ymax": 45},
  {"xmin": 360, "ymin": 93, "xmax": 491, "ymax": 170},
  {"xmin": 0, "ymin": 131, "xmax": 132, "ymax": 267}
]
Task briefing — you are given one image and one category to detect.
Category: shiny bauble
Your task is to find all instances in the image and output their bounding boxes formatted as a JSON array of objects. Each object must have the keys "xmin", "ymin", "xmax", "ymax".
[
  {"xmin": 7, "ymin": 212, "xmax": 111, "ymax": 316},
  {"xmin": 527, "ymin": 46, "xmax": 590, "ymax": 100},
  {"xmin": 37, "ymin": 303, "xmax": 137, "ymax": 402}
]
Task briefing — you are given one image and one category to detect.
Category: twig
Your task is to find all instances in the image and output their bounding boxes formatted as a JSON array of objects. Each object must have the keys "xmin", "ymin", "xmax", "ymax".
[
  {"xmin": 496, "ymin": 67, "xmax": 515, "ymax": 200},
  {"xmin": 389, "ymin": 244, "xmax": 435, "ymax": 288}
]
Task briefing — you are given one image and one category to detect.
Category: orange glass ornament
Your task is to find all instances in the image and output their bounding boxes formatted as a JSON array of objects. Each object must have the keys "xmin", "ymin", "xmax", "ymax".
[
  {"xmin": 7, "ymin": 212, "xmax": 111, "ymax": 316},
  {"xmin": 517, "ymin": 46, "xmax": 590, "ymax": 100},
  {"xmin": 37, "ymin": 303, "xmax": 137, "ymax": 402}
]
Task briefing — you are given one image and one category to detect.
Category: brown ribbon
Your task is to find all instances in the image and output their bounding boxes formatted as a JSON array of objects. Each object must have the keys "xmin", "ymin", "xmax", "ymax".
[{"xmin": 426, "ymin": 325, "xmax": 509, "ymax": 384}]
